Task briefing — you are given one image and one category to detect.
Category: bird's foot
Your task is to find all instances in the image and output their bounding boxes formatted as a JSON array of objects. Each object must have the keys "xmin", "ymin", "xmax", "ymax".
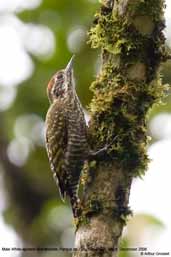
[{"xmin": 88, "ymin": 136, "xmax": 118, "ymax": 161}]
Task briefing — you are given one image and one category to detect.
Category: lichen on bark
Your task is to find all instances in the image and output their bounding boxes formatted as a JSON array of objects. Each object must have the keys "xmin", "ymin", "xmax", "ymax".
[{"xmin": 74, "ymin": 0, "xmax": 170, "ymax": 257}]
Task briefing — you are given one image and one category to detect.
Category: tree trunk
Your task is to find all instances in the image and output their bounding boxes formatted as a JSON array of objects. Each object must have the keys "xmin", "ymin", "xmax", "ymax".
[{"xmin": 74, "ymin": 0, "xmax": 169, "ymax": 257}]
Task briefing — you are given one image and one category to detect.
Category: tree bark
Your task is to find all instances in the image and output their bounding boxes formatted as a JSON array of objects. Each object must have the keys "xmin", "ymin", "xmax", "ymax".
[{"xmin": 74, "ymin": 0, "xmax": 169, "ymax": 257}]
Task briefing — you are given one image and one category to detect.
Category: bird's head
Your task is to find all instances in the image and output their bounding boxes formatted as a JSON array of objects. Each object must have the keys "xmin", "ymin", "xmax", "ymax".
[{"xmin": 47, "ymin": 56, "xmax": 75, "ymax": 103}]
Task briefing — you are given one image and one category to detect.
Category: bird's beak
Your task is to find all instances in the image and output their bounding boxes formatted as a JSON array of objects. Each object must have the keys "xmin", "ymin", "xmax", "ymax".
[{"xmin": 65, "ymin": 55, "xmax": 75, "ymax": 73}]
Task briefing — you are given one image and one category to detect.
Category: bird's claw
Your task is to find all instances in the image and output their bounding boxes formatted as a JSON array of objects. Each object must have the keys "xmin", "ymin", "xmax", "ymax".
[{"xmin": 88, "ymin": 135, "xmax": 118, "ymax": 160}]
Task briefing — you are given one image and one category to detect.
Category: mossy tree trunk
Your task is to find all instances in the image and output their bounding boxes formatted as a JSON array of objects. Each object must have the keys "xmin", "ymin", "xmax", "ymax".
[{"xmin": 74, "ymin": 0, "xmax": 169, "ymax": 257}]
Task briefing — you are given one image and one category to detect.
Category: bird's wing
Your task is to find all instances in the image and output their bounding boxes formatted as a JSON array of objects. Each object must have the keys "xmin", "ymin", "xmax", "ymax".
[{"xmin": 45, "ymin": 101, "xmax": 67, "ymax": 200}]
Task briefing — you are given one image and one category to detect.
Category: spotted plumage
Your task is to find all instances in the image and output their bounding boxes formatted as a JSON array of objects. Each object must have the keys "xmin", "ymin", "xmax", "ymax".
[{"xmin": 45, "ymin": 56, "xmax": 88, "ymax": 217}]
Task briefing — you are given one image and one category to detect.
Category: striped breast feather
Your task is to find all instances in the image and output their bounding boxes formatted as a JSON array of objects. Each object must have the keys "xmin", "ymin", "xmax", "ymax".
[{"xmin": 45, "ymin": 101, "xmax": 68, "ymax": 200}]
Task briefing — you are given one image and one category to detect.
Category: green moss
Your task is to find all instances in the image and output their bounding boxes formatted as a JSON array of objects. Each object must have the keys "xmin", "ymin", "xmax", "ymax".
[
  {"xmin": 76, "ymin": 197, "xmax": 103, "ymax": 227},
  {"xmin": 88, "ymin": 12, "xmax": 133, "ymax": 55},
  {"xmin": 127, "ymin": 0, "xmax": 165, "ymax": 22},
  {"xmin": 87, "ymin": 1, "xmax": 167, "ymax": 178},
  {"xmin": 112, "ymin": 206, "xmax": 132, "ymax": 225},
  {"xmin": 75, "ymin": 214, "xmax": 90, "ymax": 229},
  {"xmin": 77, "ymin": 1, "xmax": 169, "ymax": 225}
]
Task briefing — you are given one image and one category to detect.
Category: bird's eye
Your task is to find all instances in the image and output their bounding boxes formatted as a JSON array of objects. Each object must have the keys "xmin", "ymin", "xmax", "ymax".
[{"xmin": 57, "ymin": 73, "xmax": 63, "ymax": 80}]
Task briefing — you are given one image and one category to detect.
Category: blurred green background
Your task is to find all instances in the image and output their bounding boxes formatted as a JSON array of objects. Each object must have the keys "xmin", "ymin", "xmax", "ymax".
[{"xmin": 0, "ymin": 1, "xmax": 171, "ymax": 257}]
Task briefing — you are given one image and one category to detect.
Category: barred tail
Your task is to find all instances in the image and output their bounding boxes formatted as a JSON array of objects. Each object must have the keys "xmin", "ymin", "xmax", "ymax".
[
  {"xmin": 53, "ymin": 173, "xmax": 66, "ymax": 201},
  {"xmin": 68, "ymin": 183, "xmax": 81, "ymax": 218}
]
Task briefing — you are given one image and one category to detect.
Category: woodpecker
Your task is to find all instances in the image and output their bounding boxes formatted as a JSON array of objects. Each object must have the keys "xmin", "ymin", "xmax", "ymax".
[{"xmin": 45, "ymin": 56, "xmax": 89, "ymax": 218}]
